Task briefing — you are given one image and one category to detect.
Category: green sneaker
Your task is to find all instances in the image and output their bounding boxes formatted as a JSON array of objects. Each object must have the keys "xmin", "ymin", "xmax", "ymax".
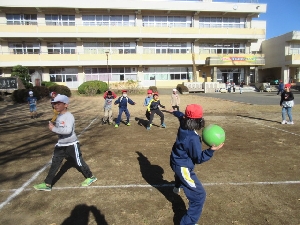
[
  {"xmin": 126, "ymin": 122, "xmax": 131, "ymax": 126},
  {"xmin": 33, "ymin": 182, "xmax": 52, "ymax": 191},
  {"xmin": 115, "ymin": 124, "xmax": 119, "ymax": 128},
  {"xmin": 81, "ymin": 176, "xmax": 97, "ymax": 187}
]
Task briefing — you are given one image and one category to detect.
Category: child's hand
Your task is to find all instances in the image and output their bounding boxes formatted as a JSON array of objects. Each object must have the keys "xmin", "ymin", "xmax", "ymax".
[
  {"xmin": 48, "ymin": 121, "xmax": 54, "ymax": 131},
  {"xmin": 210, "ymin": 143, "xmax": 224, "ymax": 151}
]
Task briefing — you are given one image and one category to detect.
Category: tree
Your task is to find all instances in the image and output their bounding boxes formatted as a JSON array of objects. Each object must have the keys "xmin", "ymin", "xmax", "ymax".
[{"xmin": 11, "ymin": 65, "xmax": 32, "ymax": 89}]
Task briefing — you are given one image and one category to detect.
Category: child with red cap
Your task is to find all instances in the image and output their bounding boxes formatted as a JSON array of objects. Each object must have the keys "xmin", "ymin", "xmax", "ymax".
[
  {"xmin": 144, "ymin": 89, "xmax": 153, "ymax": 120},
  {"xmin": 114, "ymin": 90, "xmax": 136, "ymax": 127},
  {"xmin": 280, "ymin": 83, "xmax": 294, "ymax": 124},
  {"xmin": 170, "ymin": 104, "xmax": 224, "ymax": 225},
  {"xmin": 146, "ymin": 93, "xmax": 166, "ymax": 130}
]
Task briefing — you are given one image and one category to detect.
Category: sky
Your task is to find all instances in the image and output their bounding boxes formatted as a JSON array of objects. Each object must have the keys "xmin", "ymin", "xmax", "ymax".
[{"xmin": 257, "ymin": 0, "xmax": 300, "ymax": 39}]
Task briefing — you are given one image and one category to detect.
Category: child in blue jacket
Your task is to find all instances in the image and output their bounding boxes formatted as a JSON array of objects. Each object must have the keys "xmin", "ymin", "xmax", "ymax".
[
  {"xmin": 114, "ymin": 90, "xmax": 135, "ymax": 127},
  {"xmin": 170, "ymin": 104, "xmax": 224, "ymax": 225}
]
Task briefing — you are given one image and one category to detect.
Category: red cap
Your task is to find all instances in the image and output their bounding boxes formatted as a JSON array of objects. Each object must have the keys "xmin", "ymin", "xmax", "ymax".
[
  {"xmin": 284, "ymin": 83, "xmax": 291, "ymax": 88},
  {"xmin": 185, "ymin": 104, "xmax": 203, "ymax": 119},
  {"xmin": 122, "ymin": 90, "xmax": 127, "ymax": 93},
  {"xmin": 147, "ymin": 90, "xmax": 153, "ymax": 94},
  {"xmin": 153, "ymin": 92, "xmax": 158, "ymax": 95}
]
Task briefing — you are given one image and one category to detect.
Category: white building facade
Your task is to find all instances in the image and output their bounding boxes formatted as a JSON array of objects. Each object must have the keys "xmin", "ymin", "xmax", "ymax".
[
  {"xmin": 261, "ymin": 31, "xmax": 300, "ymax": 85},
  {"xmin": 0, "ymin": 0, "xmax": 267, "ymax": 89}
]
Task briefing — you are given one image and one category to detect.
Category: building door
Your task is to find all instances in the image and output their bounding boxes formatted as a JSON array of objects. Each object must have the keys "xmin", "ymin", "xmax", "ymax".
[
  {"xmin": 222, "ymin": 73, "xmax": 228, "ymax": 83},
  {"xmin": 233, "ymin": 73, "xmax": 239, "ymax": 85},
  {"xmin": 35, "ymin": 79, "xmax": 41, "ymax": 86}
]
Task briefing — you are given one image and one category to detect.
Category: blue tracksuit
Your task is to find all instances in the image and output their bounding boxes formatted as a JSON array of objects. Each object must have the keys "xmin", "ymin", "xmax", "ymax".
[
  {"xmin": 170, "ymin": 111, "xmax": 214, "ymax": 225},
  {"xmin": 114, "ymin": 96, "xmax": 135, "ymax": 125}
]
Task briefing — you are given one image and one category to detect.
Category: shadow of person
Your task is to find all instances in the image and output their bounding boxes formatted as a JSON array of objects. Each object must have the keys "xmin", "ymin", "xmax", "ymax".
[
  {"xmin": 61, "ymin": 204, "xmax": 108, "ymax": 225},
  {"xmin": 237, "ymin": 114, "xmax": 281, "ymax": 124},
  {"xmin": 52, "ymin": 157, "xmax": 82, "ymax": 186},
  {"xmin": 134, "ymin": 117, "xmax": 149, "ymax": 128},
  {"xmin": 136, "ymin": 151, "xmax": 186, "ymax": 225}
]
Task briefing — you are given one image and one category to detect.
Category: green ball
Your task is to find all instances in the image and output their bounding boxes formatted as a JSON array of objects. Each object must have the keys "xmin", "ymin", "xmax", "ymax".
[{"xmin": 202, "ymin": 124, "xmax": 225, "ymax": 146}]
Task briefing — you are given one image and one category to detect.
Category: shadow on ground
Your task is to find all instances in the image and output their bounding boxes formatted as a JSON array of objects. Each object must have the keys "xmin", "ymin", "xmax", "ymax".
[
  {"xmin": 136, "ymin": 151, "xmax": 186, "ymax": 225},
  {"xmin": 61, "ymin": 204, "xmax": 108, "ymax": 225}
]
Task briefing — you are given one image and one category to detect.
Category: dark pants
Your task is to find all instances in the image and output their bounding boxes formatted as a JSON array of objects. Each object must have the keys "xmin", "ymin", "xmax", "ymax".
[
  {"xmin": 45, "ymin": 143, "xmax": 93, "ymax": 185},
  {"xmin": 277, "ymin": 89, "xmax": 283, "ymax": 95},
  {"xmin": 147, "ymin": 109, "xmax": 164, "ymax": 127},
  {"xmin": 116, "ymin": 107, "xmax": 130, "ymax": 125},
  {"xmin": 172, "ymin": 164, "xmax": 206, "ymax": 225},
  {"xmin": 172, "ymin": 105, "xmax": 180, "ymax": 111}
]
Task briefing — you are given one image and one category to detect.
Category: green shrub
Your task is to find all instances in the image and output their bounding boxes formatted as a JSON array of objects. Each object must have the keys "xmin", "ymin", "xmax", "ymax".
[
  {"xmin": 78, "ymin": 81, "xmax": 108, "ymax": 95},
  {"xmin": 149, "ymin": 86, "xmax": 158, "ymax": 93},
  {"xmin": 32, "ymin": 86, "xmax": 50, "ymax": 100},
  {"xmin": 12, "ymin": 86, "xmax": 51, "ymax": 103},
  {"xmin": 176, "ymin": 84, "xmax": 189, "ymax": 94},
  {"xmin": 49, "ymin": 85, "xmax": 71, "ymax": 97},
  {"xmin": 12, "ymin": 89, "xmax": 31, "ymax": 103},
  {"xmin": 42, "ymin": 81, "xmax": 58, "ymax": 87}
]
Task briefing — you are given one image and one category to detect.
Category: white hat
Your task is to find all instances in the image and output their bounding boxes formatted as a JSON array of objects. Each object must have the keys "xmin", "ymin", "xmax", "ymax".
[
  {"xmin": 173, "ymin": 89, "xmax": 177, "ymax": 92},
  {"xmin": 52, "ymin": 94, "xmax": 69, "ymax": 104},
  {"xmin": 29, "ymin": 91, "xmax": 33, "ymax": 95}
]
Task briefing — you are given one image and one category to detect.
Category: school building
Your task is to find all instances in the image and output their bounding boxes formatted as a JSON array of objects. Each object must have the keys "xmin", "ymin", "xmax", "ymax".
[
  {"xmin": 0, "ymin": 0, "xmax": 275, "ymax": 90},
  {"xmin": 261, "ymin": 31, "xmax": 300, "ymax": 85}
]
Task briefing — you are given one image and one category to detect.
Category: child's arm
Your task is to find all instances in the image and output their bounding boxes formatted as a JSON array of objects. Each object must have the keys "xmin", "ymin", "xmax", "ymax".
[
  {"xmin": 173, "ymin": 111, "xmax": 184, "ymax": 118},
  {"xmin": 51, "ymin": 115, "xmax": 74, "ymax": 135},
  {"xmin": 128, "ymin": 98, "xmax": 136, "ymax": 105},
  {"xmin": 190, "ymin": 138, "xmax": 224, "ymax": 164},
  {"xmin": 159, "ymin": 100, "xmax": 165, "ymax": 108},
  {"xmin": 114, "ymin": 98, "xmax": 120, "ymax": 105}
]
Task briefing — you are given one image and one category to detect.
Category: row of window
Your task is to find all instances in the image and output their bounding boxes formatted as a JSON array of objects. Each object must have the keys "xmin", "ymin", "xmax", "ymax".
[
  {"xmin": 7, "ymin": 42, "xmax": 247, "ymax": 55},
  {"xmin": 48, "ymin": 67, "xmax": 191, "ymax": 82},
  {"xmin": 5, "ymin": 14, "xmax": 248, "ymax": 28},
  {"xmin": 199, "ymin": 43, "xmax": 246, "ymax": 54}
]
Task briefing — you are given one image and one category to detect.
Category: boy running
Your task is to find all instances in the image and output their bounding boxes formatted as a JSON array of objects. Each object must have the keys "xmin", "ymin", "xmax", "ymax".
[{"xmin": 33, "ymin": 95, "xmax": 97, "ymax": 191}]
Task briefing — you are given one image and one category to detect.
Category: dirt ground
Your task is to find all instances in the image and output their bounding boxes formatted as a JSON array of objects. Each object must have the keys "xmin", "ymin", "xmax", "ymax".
[{"xmin": 0, "ymin": 93, "xmax": 299, "ymax": 225}]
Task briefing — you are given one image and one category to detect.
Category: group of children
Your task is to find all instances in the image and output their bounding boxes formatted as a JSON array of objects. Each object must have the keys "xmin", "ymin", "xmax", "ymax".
[
  {"xmin": 101, "ymin": 88, "xmax": 181, "ymax": 130},
  {"xmin": 31, "ymin": 88, "xmax": 224, "ymax": 225}
]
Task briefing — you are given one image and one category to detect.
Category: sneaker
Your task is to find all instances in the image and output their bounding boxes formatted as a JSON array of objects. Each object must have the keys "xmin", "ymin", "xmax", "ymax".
[
  {"xmin": 115, "ymin": 124, "xmax": 119, "ymax": 128},
  {"xmin": 108, "ymin": 122, "xmax": 112, "ymax": 125},
  {"xmin": 146, "ymin": 127, "xmax": 151, "ymax": 130},
  {"xmin": 150, "ymin": 124, "xmax": 152, "ymax": 127},
  {"xmin": 161, "ymin": 123, "xmax": 166, "ymax": 128},
  {"xmin": 81, "ymin": 176, "xmax": 97, "ymax": 187},
  {"xmin": 281, "ymin": 120, "xmax": 286, "ymax": 124},
  {"xmin": 33, "ymin": 182, "xmax": 52, "ymax": 191},
  {"xmin": 173, "ymin": 187, "xmax": 180, "ymax": 194},
  {"xmin": 126, "ymin": 122, "xmax": 131, "ymax": 126},
  {"xmin": 287, "ymin": 121, "xmax": 294, "ymax": 125}
]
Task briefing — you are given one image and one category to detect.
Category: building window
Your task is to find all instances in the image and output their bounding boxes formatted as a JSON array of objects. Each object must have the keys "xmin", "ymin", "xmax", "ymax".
[
  {"xmin": 45, "ymin": 14, "xmax": 75, "ymax": 26},
  {"xmin": 199, "ymin": 17, "xmax": 245, "ymax": 28},
  {"xmin": 199, "ymin": 42, "xmax": 245, "ymax": 54},
  {"xmin": 9, "ymin": 42, "xmax": 40, "ymax": 54},
  {"xmin": 83, "ymin": 42, "xmax": 136, "ymax": 54},
  {"xmin": 6, "ymin": 14, "xmax": 37, "ymax": 25},
  {"xmin": 142, "ymin": 16, "xmax": 191, "ymax": 27},
  {"xmin": 82, "ymin": 15, "xmax": 134, "ymax": 26},
  {"xmin": 49, "ymin": 68, "xmax": 78, "ymax": 82},
  {"xmin": 143, "ymin": 67, "xmax": 191, "ymax": 80},
  {"xmin": 143, "ymin": 42, "xmax": 191, "ymax": 54},
  {"xmin": 290, "ymin": 43, "xmax": 300, "ymax": 55},
  {"xmin": 84, "ymin": 67, "xmax": 137, "ymax": 82},
  {"xmin": 47, "ymin": 42, "xmax": 76, "ymax": 54}
]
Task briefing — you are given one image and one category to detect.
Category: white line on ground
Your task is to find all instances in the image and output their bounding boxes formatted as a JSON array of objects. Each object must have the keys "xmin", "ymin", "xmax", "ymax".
[
  {"xmin": 237, "ymin": 116, "xmax": 300, "ymax": 136},
  {"xmin": 0, "ymin": 116, "xmax": 99, "ymax": 210},
  {"xmin": 0, "ymin": 180, "xmax": 299, "ymax": 193}
]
